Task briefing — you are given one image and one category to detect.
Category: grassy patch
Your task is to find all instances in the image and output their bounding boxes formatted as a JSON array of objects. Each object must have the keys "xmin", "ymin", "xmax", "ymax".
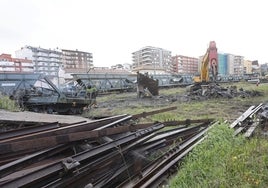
[
  {"xmin": 0, "ymin": 95, "xmax": 19, "ymax": 111},
  {"xmin": 89, "ymin": 82, "xmax": 268, "ymax": 122},
  {"xmin": 169, "ymin": 123, "xmax": 268, "ymax": 187}
]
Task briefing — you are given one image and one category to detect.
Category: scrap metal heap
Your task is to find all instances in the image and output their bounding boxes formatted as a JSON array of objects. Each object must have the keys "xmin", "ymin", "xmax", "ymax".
[
  {"xmin": 0, "ymin": 105, "xmax": 266, "ymax": 187},
  {"xmin": 187, "ymin": 83, "xmax": 262, "ymax": 100},
  {"xmin": 0, "ymin": 73, "xmax": 96, "ymax": 114},
  {"xmin": 0, "ymin": 107, "xmax": 216, "ymax": 188},
  {"xmin": 230, "ymin": 103, "xmax": 268, "ymax": 138},
  {"xmin": 137, "ymin": 72, "xmax": 159, "ymax": 98}
]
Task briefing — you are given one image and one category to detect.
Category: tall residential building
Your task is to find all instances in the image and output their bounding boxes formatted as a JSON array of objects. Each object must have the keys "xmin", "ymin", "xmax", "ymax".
[
  {"xmin": 233, "ymin": 55, "xmax": 244, "ymax": 75},
  {"xmin": 15, "ymin": 46, "xmax": 62, "ymax": 80},
  {"xmin": 0, "ymin": 53, "xmax": 33, "ymax": 73},
  {"xmin": 252, "ymin": 60, "xmax": 260, "ymax": 74},
  {"xmin": 218, "ymin": 53, "xmax": 228, "ymax": 75},
  {"xmin": 223, "ymin": 54, "xmax": 245, "ymax": 75},
  {"xmin": 62, "ymin": 49, "xmax": 93, "ymax": 73},
  {"xmin": 132, "ymin": 46, "xmax": 172, "ymax": 74},
  {"xmin": 227, "ymin": 54, "xmax": 235, "ymax": 75},
  {"xmin": 172, "ymin": 55, "xmax": 198, "ymax": 74},
  {"xmin": 243, "ymin": 60, "xmax": 252, "ymax": 74},
  {"xmin": 260, "ymin": 63, "xmax": 268, "ymax": 76}
]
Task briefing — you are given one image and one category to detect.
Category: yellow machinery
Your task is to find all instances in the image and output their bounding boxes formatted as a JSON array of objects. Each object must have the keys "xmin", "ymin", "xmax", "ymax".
[{"xmin": 193, "ymin": 41, "xmax": 218, "ymax": 83}]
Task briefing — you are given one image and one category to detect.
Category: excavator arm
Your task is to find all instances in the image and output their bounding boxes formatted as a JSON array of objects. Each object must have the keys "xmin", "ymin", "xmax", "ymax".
[
  {"xmin": 197, "ymin": 41, "xmax": 218, "ymax": 83},
  {"xmin": 200, "ymin": 49, "xmax": 210, "ymax": 82},
  {"xmin": 188, "ymin": 41, "xmax": 218, "ymax": 94},
  {"xmin": 208, "ymin": 41, "xmax": 218, "ymax": 82}
]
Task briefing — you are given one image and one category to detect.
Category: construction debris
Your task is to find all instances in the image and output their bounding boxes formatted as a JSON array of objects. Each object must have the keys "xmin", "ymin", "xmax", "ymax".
[
  {"xmin": 187, "ymin": 83, "xmax": 262, "ymax": 100},
  {"xmin": 0, "ymin": 107, "xmax": 215, "ymax": 188},
  {"xmin": 137, "ymin": 72, "xmax": 159, "ymax": 98},
  {"xmin": 229, "ymin": 103, "xmax": 268, "ymax": 137}
]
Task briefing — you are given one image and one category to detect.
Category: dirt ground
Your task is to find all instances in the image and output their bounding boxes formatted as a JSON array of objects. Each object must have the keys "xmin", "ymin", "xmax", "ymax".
[{"xmin": 85, "ymin": 83, "xmax": 266, "ymax": 123}]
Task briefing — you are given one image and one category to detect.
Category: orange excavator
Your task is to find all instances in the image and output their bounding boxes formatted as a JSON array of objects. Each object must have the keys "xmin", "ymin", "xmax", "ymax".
[
  {"xmin": 193, "ymin": 41, "xmax": 218, "ymax": 83},
  {"xmin": 189, "ymin": 41, "xmax": 218, "ymax": 94}
]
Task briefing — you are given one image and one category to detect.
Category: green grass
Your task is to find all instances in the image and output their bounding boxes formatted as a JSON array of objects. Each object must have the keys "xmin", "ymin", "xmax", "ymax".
[
  {"xmin": 169, "ymin": 123, "xmax": 268, "ymax": 188},
  {"xmin": 89, "ymin": 82, "xmax": 268, "ymax": 122},
  {"xmin": 0, "ymin": 95, "xmax": 19, "ymax": 111}
]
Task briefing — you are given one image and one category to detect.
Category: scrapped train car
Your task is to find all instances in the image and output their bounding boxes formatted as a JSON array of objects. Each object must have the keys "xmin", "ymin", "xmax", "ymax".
[
  {"xmin": 71, "ymin": 72, "xmax": 193, "ymax": 94},
  {"xmin": 71, "ymin": 73, "xmax": 136, "ymax": 93},
  {"xmin": 0, "ymin": 73, "xmax": 94, "ymax": 114}
]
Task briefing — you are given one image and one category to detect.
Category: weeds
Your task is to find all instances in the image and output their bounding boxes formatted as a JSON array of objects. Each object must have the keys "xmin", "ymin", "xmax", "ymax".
[
  {"xmin": 0, "ymin": 95, "xmax": 19, "ymax": 111},
  {"xmin": 169, "ymin": 123, "xmax": 268, "ymax": 187}
]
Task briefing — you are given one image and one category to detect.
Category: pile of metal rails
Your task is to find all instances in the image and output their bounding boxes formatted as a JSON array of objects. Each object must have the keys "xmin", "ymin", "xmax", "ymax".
[
  {"xmin": 229, "ymin": 103, "xmax": 268, "ymax": 137},
  {"xmin": 0, "ymin": 107, "xmax": 215, "ymax": 188}
]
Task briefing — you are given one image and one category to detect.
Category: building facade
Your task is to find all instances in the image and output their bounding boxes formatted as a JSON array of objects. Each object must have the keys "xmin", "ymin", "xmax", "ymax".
[
  {"xmin": 132, "ymin": 46, "xmax": 172, "ymax": 74},
  {"xmin": 172, "ymin": 55, "xmax": 198, "ymax": 74},
  {"xmin": 0, "ymin": 53, "xmax": 33, "ymax": 73},
  {"xmin": 218, "ymin": 53, "xmax": 228, "ymax": 75},
  {"xmin": 226, "ymin": 54, "xmax": 235, "ymax": 75},
  {"xmin": 260, "ymin": 63, "xmax": 268, "ymax": 77},
  {"xmin": 243, "ymin": 60, "xmax": 252, "ymax": 74},
  {"xmin": 16, "ymin": 46, "xmax": 62, "ymax": 80},
  {"xmin": 233, "ymin": 55, "xmax": 244, "ymax": 75},
  {"xmin": 61, "ymin": 49, "xmax": 93, "ymax": 73}
]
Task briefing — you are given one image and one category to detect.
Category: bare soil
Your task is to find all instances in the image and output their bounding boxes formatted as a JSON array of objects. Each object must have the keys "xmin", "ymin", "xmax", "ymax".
[{"xmin": 85, "ymin": 83, "xmax": 267, "ymax": 123}]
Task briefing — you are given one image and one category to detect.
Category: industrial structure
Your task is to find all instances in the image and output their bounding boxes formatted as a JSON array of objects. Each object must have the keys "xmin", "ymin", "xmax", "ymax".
[{"xmin": 0, "ymin": 72, "xmax": 95, "ymax": 114}]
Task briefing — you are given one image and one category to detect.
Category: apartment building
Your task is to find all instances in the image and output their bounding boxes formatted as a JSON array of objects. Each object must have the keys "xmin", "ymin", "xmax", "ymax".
[
  {"xmin": 243, "ymin": 60, "xmax": 252, "ymax": 74},
  {"xmin": 218, "ymin": 53, "xmax": 228, "ymax": 75},
  {"xmin": 233, "ymin": 55, "xmax": 244, "ymax": 75},
  {"xmin": 132, "ymin": 46, "xmax": 172, "ymax": 74},
  {"xmin": 62, "ymin": 49, "xmax": 93, "ymax": 73},
  {"xmin": 226, "ymin": 54, "xmax": 235, "ymax": 75},
  {"xmin": 16, "ymin": 46, "xmax": 62, "ymax": 79},
  {"xmin": 0, "ymin": 53, "xmax": 33, "ymax": 73},
  {"xmin": 172, "ymin": 55, "xmax": 198, "ymax": 74}
]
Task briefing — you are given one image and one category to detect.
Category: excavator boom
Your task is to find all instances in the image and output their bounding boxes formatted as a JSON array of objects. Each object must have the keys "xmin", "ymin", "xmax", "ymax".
[
  {"xmin": 208, "ymin": 41, "xmax": 218, "ymax": 82},
  {"xmin": 200, "ymin": 49, "xmax": 210, "ymax": 82},
  {"xmin": 195, "ymin": 41, "xmax": 218, "ymax": 83},
  {"xmin": 188, "ymin": 41, "xmax": 218, "ymax": 94}
]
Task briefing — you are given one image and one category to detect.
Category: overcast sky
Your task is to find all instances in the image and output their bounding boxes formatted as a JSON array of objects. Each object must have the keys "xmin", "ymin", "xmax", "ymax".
[{"xmin": 1, "ymin": 0, "xmax": 268, "ymax": 66}]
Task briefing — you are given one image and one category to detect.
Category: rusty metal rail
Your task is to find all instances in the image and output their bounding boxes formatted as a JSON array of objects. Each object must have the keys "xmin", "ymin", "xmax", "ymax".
[
  {"xmin": 119, "ymin": 122, "xmax": 216, "ymax": 188},
  {"xmin": 0, "ymin": 122, "xmax": 60, "ymax": 141},
  {"xmin": 0, "ymin": 124, "xmax": 163, "ymax": 187},
  {"xmin": 0, "ymin": 114, "xmax": 129, "ymax": 144},
  {"xmin": 0, "ymin": 106, "xmax": 215, "ymax": 188},
  {"xmin": 230, "ymin": 103, "xmax": 264, "ymax": 138}
]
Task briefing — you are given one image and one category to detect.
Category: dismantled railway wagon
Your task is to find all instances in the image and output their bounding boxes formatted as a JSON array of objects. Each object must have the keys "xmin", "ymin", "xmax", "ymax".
[
  {"xmin": 71, "ymin": 73, "xmax": 194, "ymax": 94},
  {"xmin": 71, "ymin": 73, "xmax": 135, "ymax": 93},
  {"xmin": 0, "ymin": 73, "xmax": 94, "ymax": 114}
]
